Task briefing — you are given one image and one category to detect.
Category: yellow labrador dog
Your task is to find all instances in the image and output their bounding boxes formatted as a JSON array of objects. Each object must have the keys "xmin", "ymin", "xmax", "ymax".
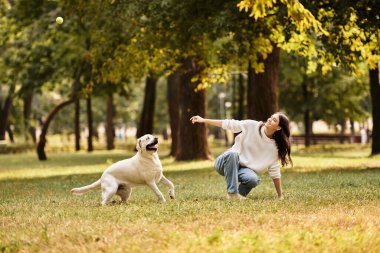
[{"xmin": 71, "ymin": 134, "xmax": 175, "ymax": 205}]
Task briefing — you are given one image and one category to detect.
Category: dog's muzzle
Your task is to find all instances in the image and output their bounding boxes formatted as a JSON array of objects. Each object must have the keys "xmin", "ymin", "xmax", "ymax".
[{"xmin": 146, "ymin": 138, "xmax": 158, "ymax": 151}]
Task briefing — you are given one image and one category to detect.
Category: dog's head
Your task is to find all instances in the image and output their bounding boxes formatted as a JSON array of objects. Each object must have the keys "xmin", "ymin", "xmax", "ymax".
[{"xmin": 136, "ymin": 134, "xmax": 159, "ymax": 153}]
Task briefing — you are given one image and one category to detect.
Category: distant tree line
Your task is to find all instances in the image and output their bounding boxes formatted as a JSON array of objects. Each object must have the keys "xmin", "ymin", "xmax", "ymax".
[{"xmin": 0, "ymin": 0, "xmax": 378, "ymax": 160}]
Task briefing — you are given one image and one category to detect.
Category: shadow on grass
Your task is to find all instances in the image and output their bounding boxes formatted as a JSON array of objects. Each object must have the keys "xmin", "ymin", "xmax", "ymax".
[
  {"xmin": 292, "ymin": 154, "xmax": 373, "ymax": 159},
  {"xmin": 1, "ymin": 167, "xmax": 379, "ymax": 210},
  {"xmin": 1, "ymin": 166, "xmax": 379, "ymax": 185}
]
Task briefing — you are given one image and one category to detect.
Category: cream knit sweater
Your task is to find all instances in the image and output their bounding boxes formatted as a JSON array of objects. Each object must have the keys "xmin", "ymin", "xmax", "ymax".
[{"xmin": 222, "ymin": 119, "xmax": 281, "ymax": 179}]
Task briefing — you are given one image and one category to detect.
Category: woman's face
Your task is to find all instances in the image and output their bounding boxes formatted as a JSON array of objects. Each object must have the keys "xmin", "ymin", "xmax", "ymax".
[{"xmin": 265, "ymin": 113, "xmax": 281, "ymax": 132}]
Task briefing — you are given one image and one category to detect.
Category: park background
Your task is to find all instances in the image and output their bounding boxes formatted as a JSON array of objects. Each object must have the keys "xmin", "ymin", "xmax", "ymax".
[{"xmin": 0, "ymin": 0, "xmax": 379, "ymax": 252}]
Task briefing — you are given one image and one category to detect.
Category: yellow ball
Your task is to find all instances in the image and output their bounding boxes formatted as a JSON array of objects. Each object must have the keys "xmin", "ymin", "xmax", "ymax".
[{"xmin": 56, "ymin": 17, "xmax": 63, "ymax": 24}]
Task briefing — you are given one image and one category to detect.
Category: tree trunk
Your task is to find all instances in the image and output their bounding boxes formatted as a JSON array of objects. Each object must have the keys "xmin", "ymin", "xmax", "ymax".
[
  {"xmin": 74, "ymin": 98, "xmax": 81, "ymax": 151},
  {"xmin": 304, "ymin": 109, "xmax": 312, "ymax": 147},
  {"xmin": 232, "ymin": 73, "xmax": 236, "ymax": 118},
  {"xmin": 302, "ymin": 80, "xmax": 312, "ymax": 147},
  {"xmin": 106, "ymin": 93, "xmax": 115, "ymax": 150},
  {"xmin": 232, "ymin": 73, "xmax": 246, "ymax": 142},
  {"xmin": 72, "ymin": 58, "xmax": 87, "ymax": 151},
  {"xmin": 7, "ymin": 125, "xmax": 14, "ymax": 143},
  {"xmin": 0, "ymin": 85, "xmax": 15, "ymax": 141},
  {"xmin": 237, "ymin": 73, "xmax": 245, "ymax": 120},
  {"xmin": 176, "ymin": 58, "xmax": 210, "ymax": 161},
  {"xmin": 23, "ymin": 91, "xmax": 34, "ymax": 143},
  {"xmin": 339, "ymin": 119, "xmax": 346, "ymax": 144},
  {"xmin": 136, "ymin": 76, "xmax": 157, "ymax": 138},
  {"xmin": 86, "ymin": 96, "xmax": 93, "ymax": 152},
  {"xmin": 167, "ymin": 72, "xmax": 181, "ymax": 157},
  {"xmin": 247, "ymin": 60, "xmax": 254, "ymax": 119},
  {"xmin": 369, "ymin": 65, "xmax": 380, "ymax": 155},
  {"xmin": 28, "ymin": 127, "xmax": 36, "ymax": 143},
  {"xmin": 37, "ymin": 99, "xmax": 75, "ymax": 160},
  {"xmin": 349, "ymin": 119, "xmax": 355, "ymax": 143},
  {"xmin": 247, "ymin": 47, "xmax": 280, "ymax": 121}
]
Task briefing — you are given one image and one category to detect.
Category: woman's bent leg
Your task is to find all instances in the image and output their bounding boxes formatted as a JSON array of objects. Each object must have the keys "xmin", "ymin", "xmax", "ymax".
[
  {"xmin": 214, "ymin": 152, "xmax": 240, "ymax": 193},
  {"xmin": 238, "ymin": 168, "xmax": 261, "ymax": 196}
]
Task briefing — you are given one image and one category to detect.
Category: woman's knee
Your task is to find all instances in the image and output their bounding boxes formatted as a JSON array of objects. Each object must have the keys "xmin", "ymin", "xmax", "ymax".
[
  {"xmin": 215, "ymin": 152, "xmax": 238, "ymax": 166},
  {"xmin": 242, "ymin": 175, "xmax": 260, "ymax": 188},
  {"xmin": 214, "ymin": 152, "xmax": 239, "ymax": 175},
  {"xmin": 223, "ymin": 152, "xmax": 239, "ymax": 161}
]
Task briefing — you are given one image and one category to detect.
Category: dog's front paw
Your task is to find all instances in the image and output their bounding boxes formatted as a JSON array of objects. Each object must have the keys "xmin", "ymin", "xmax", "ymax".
[
  {"xmin": 159, "ymin": 198, "xmax": 166, "ymax": 204},
  {"xmin": 169, "ymin": 189, "xmax": 175, "ymax": 199}
]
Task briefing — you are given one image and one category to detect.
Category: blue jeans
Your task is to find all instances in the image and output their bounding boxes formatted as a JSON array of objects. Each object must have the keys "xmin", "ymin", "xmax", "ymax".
[{"xmin": 215, "ymin": 151, "xmax": 261, "ymax": 196}]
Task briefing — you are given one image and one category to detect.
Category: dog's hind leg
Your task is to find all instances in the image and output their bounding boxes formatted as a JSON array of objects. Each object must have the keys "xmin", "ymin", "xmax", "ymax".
[
  {"xmin": 116, "ymin": 184, "xmax": 132, "ymax": 203},
  {"xmin": 101, "ymin": 181, "xmax": 118, "ymax": 206},
  {"xmin": 160, "ymin": 176, "xmax": 175, "ymax": 199},
  {"xmin": 147, "ymin": 182, "xmax": 166, "ymax": 203}
]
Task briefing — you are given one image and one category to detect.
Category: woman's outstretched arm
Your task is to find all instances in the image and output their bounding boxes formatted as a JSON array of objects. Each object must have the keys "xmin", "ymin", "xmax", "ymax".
[{"xmin": 190, "ymin": 115, "xmax": 222, "ymax": 128}]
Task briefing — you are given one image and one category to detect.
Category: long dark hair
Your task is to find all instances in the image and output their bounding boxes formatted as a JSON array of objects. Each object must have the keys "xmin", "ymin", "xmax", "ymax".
[{"xmin": 260, "ymin": 112, "xmax": 293, "ymax": 167}]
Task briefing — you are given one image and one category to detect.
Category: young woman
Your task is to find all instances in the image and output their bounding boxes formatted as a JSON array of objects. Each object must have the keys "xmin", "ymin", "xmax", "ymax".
[{"xmin": 190, "ymin": 112, "xmax": 292, "ymax": 200}]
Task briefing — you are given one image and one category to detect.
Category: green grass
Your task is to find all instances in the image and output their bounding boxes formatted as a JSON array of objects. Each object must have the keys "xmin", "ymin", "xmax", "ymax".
[{"xmin": 0, "ymin": 144, "xmax": 379, "ymax": 252}]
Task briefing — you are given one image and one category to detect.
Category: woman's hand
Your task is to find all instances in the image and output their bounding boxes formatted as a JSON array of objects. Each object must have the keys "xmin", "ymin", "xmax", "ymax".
[{"xmin": 190, "ymin": 115, "xmax": 205, "ymax": 124}]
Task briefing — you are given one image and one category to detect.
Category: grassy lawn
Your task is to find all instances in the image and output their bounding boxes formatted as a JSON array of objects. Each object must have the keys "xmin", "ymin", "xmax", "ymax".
[{"xmin": 0, "ymin": 144, "xmax": 379, "ymax": 252}]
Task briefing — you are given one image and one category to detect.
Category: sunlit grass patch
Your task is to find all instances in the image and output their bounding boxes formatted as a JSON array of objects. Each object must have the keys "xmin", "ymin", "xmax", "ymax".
[{"xmin": 0, "ymin": 144, "xmax": 379, "ymax": 252}]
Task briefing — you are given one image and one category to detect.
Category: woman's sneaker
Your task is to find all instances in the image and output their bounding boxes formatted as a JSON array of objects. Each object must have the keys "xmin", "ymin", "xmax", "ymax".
[{"xmin": 227, "ymin": 193, "xmax": 247, "ymax": 200}]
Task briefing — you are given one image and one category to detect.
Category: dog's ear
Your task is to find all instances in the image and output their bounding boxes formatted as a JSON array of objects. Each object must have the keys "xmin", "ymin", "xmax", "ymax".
[{"xmin": 136, "ymin": 139, "xmax": 142, "ymax": 152}]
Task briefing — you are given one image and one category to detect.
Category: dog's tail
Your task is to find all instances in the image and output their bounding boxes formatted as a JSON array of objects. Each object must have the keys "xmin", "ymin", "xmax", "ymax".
[{"xmin": 71, "ymin": 179, "xmax": 101, "ymax": 195}]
